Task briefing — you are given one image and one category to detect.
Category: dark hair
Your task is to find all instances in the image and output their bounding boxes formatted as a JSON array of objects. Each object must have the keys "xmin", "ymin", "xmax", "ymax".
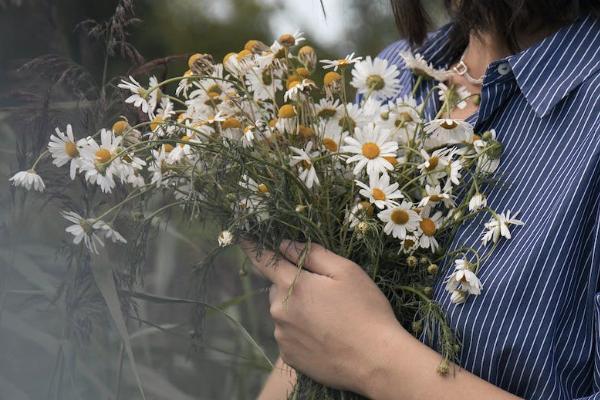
[{"xmin": 391, "ymin": 0, "xmax": 600, "ymax": 53}]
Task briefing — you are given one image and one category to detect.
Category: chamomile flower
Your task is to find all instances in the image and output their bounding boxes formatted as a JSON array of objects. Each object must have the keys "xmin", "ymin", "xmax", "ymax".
[
  {"xmin": 320, "ymin": 52, "xmax": 362, "ymax": 71},
  {"xmin": 356, "ymin": 172, "xmax": 403, "ymax": 209},
  {"xmin": 218, "ymin": 230, "xmax": 234, "ymax": 247},
  {"xmin": 346, "ymin": 200, "xmax": 375, "ymax": 230},
  {"xmin": 482, "ymin": 210, "xmax": 524, "ymax": 245},
  {"xmin": 417, "ymin": 208, "xmax": 443, "ymax": 252},
  {"xmin": 48, "ymin": 124, "xmax": 81, "ymax": 179},
  {"xmin": 239, "ymin": 174, "xmax": 270, "ymax": 196},
  {"xmin": 351, "ymin": 56, "xmax": 400, "ymax": 100},
  {"xmin": 468, "ymin": 192, "xmax": 487, "ymax": 212},
  {"xmin": 384, "ymin": 96, "xmax": 422, "ymax": 142},
  {"xmin": 62, "ymin": 211, "xmax": 126, "ymax": 254},
  {"xmin": 418, "ymin": 184, "xmax": 454, "ymax": 208},
  {"xmin": 315, "ymin": 98, "xmax": 342, "ymax": 122},
  {"xmin": 79, "ymin": 129, "xmax": 122, "ymax": 193},
  {"xmin": 9, "ymin": 169, "xmax": 45, "ymax": 192},
  {"xmin": 318, "ymin": 121, "xmax": 346, "ymax": 153},
  {"xmin": 424, "ymin": 118, "xmax": 473, "ymax": 149},
  {"xmin": 418, "ymin": 148, "xmax": 451, "ymax": 185},
  {"xmin": 289, "ymin": 141, "xmax": 320, "ymax": 189},
  {"xmin": 284, "ymin": 79, "xmax": 316, "ymax": 102},
  {"xmin": 445, "ymin": 259, "xmax": 482, "ymax": 300},
  {"xmin": 438, "ymin": 83, "xmax": 471, "ymax": 110},
  {"xmin": 399, "ymin": 51, "xmax": 449, "ymax": 81},
  {"xmin": 247, "ymin": 67, "xmax": 283, "ymax": 101},
  {"xmin": 342, "ymin": 123, "xmax": 398, "ymax": 176},
  {"xmin": 445, "ymin": 156, "xmax": 463, "ymax": 191},
  {"xmin": 378, "ymin": 201, "xmax": 420, "ymax": 239},
  {"xmin": 118, "ymin": 75, "xmax": 161, "ymax": 116}
]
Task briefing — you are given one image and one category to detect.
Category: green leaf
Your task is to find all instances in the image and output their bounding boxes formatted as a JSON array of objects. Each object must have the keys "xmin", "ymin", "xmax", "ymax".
[
  {"xmin": 127, "ymin": 290, "xmax": 273, "ymax": 368},
  {"xmin": 90, "ymin": 263, "xmax": 146, "ymax": 400}
]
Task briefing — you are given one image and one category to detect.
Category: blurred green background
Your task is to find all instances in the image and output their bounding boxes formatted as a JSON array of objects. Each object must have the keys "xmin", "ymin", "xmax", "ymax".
[{"xmin": 0, "ymin": 1, "xmax": 445, "ymax": 399}]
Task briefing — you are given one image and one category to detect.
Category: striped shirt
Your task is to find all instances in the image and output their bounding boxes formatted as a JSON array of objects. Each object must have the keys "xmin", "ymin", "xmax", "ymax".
[{"xmin": 378, "ymin": 15, "xmax": 600, "ymax": 399}]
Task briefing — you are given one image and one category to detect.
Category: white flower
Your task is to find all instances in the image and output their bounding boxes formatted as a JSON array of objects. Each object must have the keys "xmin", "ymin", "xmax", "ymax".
[
  {"xmin": 247, "ymin": 66, "xmax": 283, "ymax": 101},
  {"xmin": 320, "ymin": 52, "xmax": 362, "ymax": 71},
  {"xmin": 450, "ymin": 290, "xmax": 468, "ymax": 304},
  {"xmin": 356, "ymin": 172, "xmax": 403, "ymax": 209},
  {"xmin": 342, "ymin": 123, "xmax": 398, "ymax": 176},
  {"xmin": 399, "ymin": 51, "xmax": 449, "ymax": 81},
  {"xmin": 346, "ymin": 200, "xmax": 374, "ymax": 229},
  {"xmin": 474, "ymin": 130, "xmax": 502, "ymax": 174},
  {"xmin": 417, "ymin": 207, "xmax": 443, "ymax": 252},
  {"xmin": 284, "ymin": 79, "xmax": 316, "ymax": 102},
  {"xmin": 62, "ymin": 210, "xmax": 126, "ymax": 254},
  {"xmin": 351, "ymin": 56, "xmax": 400, "ymax": 100},
  {"xmin": 118, "ymin": 75, "xmax": 161, "ymax": 116},
  {"xmin": 9, "ymin": 169, "xmax": 45, "ymax": 192},
  {"xmin": 418, "ymin": 148, "xmax": 451, "ymax": 185},
  {"xmin": 445, "ymin": 156, "xmax": 463, "ymax": 191},
  {"xmin": 468, "ymin": 193, "xmax": 487, "ymax": 212},
  {"xmin": 218, "ymin": 230, "xmax": 234, "ymax": 247},
  {"xmin": 418, "ymin": 184, "xmax": 454, "ymax": 208},
  {"xmin": 438, "ymin": 83, "xmax": 471, "ymax": 110},
  {"xmin": 445, "ymin": 259, "xmax": 482, "ymax": 300},
  {"xmin": 384, "ymin": 96, "xmax": 422, "ymax": 143},
  {"xmin": 48, "ymin": 124, "xmax": 82, "ymax": 179},
  {"xmin": 378, "ymin": 201, "xmax": 420, "ymax": 239},
  {"xmin": 79, "ymin": 129, "xmax": 122, "ymax": 193},
  {"xmin": 482, "ymin": 210, "xmax": 524, "ymax": 245},
  {"xmin": 423, "ymin": 118, "xmax": 473, "ymax": 149},
  {"xmin": 319, "ymin": 121, "xmax": 346, "ymax": 153},
  {"xmin": 289, "ymin": 141, "xmax": 320, "ymax": 189}
]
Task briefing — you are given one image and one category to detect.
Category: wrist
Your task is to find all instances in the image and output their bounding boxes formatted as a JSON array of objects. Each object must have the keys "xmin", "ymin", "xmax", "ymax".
[{"xmin": 358, "ymin": 321, "xmax": 411, "ymax": 400}]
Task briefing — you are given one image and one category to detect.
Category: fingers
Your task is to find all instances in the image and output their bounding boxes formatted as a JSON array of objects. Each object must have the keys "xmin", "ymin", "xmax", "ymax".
[
  {"xmin": 279, "ymin": 240, "xmax": 348, "ymax": 277},
  {"xmin": 240, "ymin": 240, "xmax": 297, "ymax": 286}
]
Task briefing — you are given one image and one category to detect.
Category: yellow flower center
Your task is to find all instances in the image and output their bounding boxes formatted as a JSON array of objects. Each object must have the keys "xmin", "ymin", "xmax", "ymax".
[
  {"xmin": 112, "ymin": 120, "xmax": 129, "ymax": 136},
  {"xmin": 366, "ymin": 74, "xmax": 385, "ymax": 91},
  {"xmin": 64, "ymin": 141, "xmax": 79, "ymax": 158},
  {"xmin": 420, "ymin": 218, "xmax": 436, "ymax": 236},
  {"xmin": 384, "ymin": 156, "xmax": 397, "ymax": 165},
  {"xmin": 257, "ymin": 183, "xmax": 269, "ymax": 193},
  {"xmin": 244, "ymin": 40, "xmax": 260, "ymax": 52},
  {"xmin": 429, "ymin": 194, "xmax": 442, "ymax": 202},
  {"xmin": 164, "ymin": 144, "xmax": 174, "ymax": 153},
  {"xmin": 323, "ymin": 71, "xmax": 342, "ymax": 86},
  {"xmin": 207, "ymin": 84, "xmax": 222, "ymax": 95},
  {"xmin": 95, "ymin": 148, "xmax": 112, "ymax": 164},
  {"xmin": 296, "ymin": 67, "xmax": 310, "ymax": 78},
  {"xmin": 287, "ymin": 79, "xmax": 300, "ymax": 90},
  {"xmin": 395, "ymin": 112, "xmax": 414, "ymax": 126},
  {"xmin": 301, "ymin": 160, "xmax": 312, "ymax": 169},
  {"xmin": 440, "ymin": 120, "xmax": 458, "ymax": 130},
  {"xmin": 222, "ymin": 117, "xmax": 242, "ymax": 130},
  {"xmin": 338, "ymin": 116, "xmax": 356, "ymax": 132},
  {"xmin": 391, "ymin": 209, "xmax": 409, "ymax": 225},
  {"xmin": 372, "ymin": 188, "xmax": 386, "ymax": 201},
  {"xmin": 318, "ymin": 108, "xmax": 337, "ymax": 119},
  {"xmin": 278, "ymin": 104, "xmax": 297, "ymax": 119},
  {"xmin": 322, "ymin": 138, "xmax": 338, "ymax": 152},
  {"xmin": 404, "ymin": 238, "xmax": 415, "ymax": 250},
  {"xmin": 361, "ymin": 142, "xmax": 381, "ymax": 159},
  {"xmin": 151, "ymin": 116, "xmax": 164, "ymax": 132},
  {"xmin": 236, "ymin": 49, "xmax": 252, "ymax": 61},
  {"xmin": 427, "ymin": 156, "xmax": 439, "ymax": 171},
  {"xmin": 223, "ymin": 52, "xmax": 236, "ymax": 65},
  {"xmin": 278, "ymin": 33, "xmax": 296, "ymax": 47},
  {"xmin": 187, "ymin": 53, "xmax": 202, "ymax": 69},
  {"xmin": 298, "ymin": 125, "xmax": 314, "ymax": 139}
]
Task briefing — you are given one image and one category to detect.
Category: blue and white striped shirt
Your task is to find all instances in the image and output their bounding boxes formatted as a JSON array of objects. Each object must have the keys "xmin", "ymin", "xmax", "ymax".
[{"xmin": 379, "ymin": 15, "xmax": 600, "ymax": 399}]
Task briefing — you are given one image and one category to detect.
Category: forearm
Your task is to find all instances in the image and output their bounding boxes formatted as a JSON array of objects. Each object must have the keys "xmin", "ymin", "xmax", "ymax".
[
  {"xmin": 363, "ymin": 325, "xmax": 522, "ymax": 400},
  {"xmin": 258, "ymin": 357, "xmax": 297, "ymax": 400}
]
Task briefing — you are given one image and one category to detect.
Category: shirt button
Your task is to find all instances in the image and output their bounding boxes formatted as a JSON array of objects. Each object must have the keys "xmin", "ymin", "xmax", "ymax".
[{"xmin": 497, "ymin": 63, "xmax": 511, "ymax": 75}]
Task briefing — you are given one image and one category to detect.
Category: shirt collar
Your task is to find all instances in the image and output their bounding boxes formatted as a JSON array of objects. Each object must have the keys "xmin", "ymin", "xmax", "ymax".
[{"xmin": 417, "ymin": 15, "xmax": 600, "ymax": 118}]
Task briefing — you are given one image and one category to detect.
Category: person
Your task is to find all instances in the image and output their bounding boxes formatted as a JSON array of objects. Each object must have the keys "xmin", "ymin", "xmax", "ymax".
[{"xmin": 244, "ymin": 1, "xmax": 600, "ymax": 398}]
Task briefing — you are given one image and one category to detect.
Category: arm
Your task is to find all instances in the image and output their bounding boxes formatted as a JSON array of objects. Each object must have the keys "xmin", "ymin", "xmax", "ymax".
[
  {"xmin": 258, "ymin": 357, "xmax": 296, "ymax": 400},
  {"xmin": 242, "ymin": 240, "xmax": 521, "ymax": 400}
]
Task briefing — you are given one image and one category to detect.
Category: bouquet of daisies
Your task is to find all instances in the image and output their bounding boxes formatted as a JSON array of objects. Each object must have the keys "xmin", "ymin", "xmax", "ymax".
[{"xmin": 9, "ymin": 31, "xmax": 524, "ymax": 399}]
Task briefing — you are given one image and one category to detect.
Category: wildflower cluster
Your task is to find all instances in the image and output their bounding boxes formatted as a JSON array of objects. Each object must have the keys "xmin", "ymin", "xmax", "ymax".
[{"xmin": 9, "ymin": 32, "xmax": 524, "ymax": 398}]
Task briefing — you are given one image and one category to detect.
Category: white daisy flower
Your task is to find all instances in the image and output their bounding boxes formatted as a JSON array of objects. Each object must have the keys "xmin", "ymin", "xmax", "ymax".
[
  {"xmin": 383, "ymin": 96, "xmax": 422, "ymax": 143},
  {"xmin": 400, "ymin": 235, "xmax": 419, "ymax": 254},
  {"xmin": 351, "ymin": 56, "xmax": 400, "ymax": 100},
  {"xmin": 378, "ymin": 201, "xmax": 420, "ymax": 239},
  {"xmin": 79, "ymin": 129, "xmax": 122, "ymax": 193},
  {"xmin": 118, "ymin": 75, "xmax": 161, "ymax": 116},
  {"xmin": 418, "ymin": 184, "xmax": 455, "ymax": 208},
  {"xmin": 48, "ymin": 124, "xmax": 82, "ymax": 179},
  {"xmin": 176, "ymin": 69, "xmax": 195, "ymax": 98},
  {"xmin": 342, "ymin": 123, "xmax": 398, "ymax": 176},
  {"xmin": 482, "ymin": 210, "xmax": 524, "ymax": 245},
  {"xmin": 148, "ymin": 147, "xmax": 169, "ymax": 187},
  {"xmin": 346, "ymin": 200, "xmax": 375, "ymax": 230},
  {"xmin": 315, "ymin": 98, "xmax": 343, "ymax": 122},
  {"xmin": 445, "ymin": 156, "xmax": 463, "ymax": 191},
  {"xmin": 445, "ymin": 259, "xmax": 483, "ymax": 301},
  {"xmin": 320, "ymin": 52, "xmax": 363, "ymax": 71},
  {"xmin": 62, "ymin": 211, "xmax": 126, "ymax": 254},
  {"xmin": 418, "ymin": 148, "xmax": 451, "ymax": 185},
  {"xmin": 9, "ymin": 169, "xmax": 45, "ymax": 192},
  {"xmin": 468, "ymin": 192, "xmax": 487, "ymax": 212},
  {"xmin": 423, "ymin": 118, "xmax": 473, "ymax": 149},
  {"xmin": 284, "ymin": 79, "xmax": 316, "ymax": 102},
  {"xmin": 356, "ymin": 172, "xmax": 403, "ymax": 209},
  {"xmin": 289, "ymin": 141, "xmax": 320, "ymax": 189},
  {"xmin": 450, "ymin": 290, "xmax": 468, "ymax": 305},
  {"xmin": 247, "ymin": 67, "xmax": 283, "ymax": 101},
  {"xmin": 399, "ymin": 51, "xmax": 450, "ymax": 81},
  {"xmin": 318, "ymin": 120, "xmax": 347, "ymax": 154},
  {"xmin": 474, "ymin": 130, "xmax": 502, "ymax": 174},
  {"xmin": 438, "ymin": 83, "xmax": 471, "ymax": 110},
  {"xmin": 218, "ymin": 230, "xmax": 234, "ymax": 247},
  {"xmin": 417, "ymin": 207, "xmax": 443, "ymax": 252}
]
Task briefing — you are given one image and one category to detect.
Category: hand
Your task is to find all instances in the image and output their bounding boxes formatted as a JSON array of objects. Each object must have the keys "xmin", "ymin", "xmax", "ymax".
[{"xmin": 241, "ymin": 240, "xmax": 406, "ymax": 396}]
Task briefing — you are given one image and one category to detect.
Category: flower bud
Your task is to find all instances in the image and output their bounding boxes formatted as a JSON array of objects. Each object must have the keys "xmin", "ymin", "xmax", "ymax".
[
  {"xmin": 427, "ymin": 264, "xmax": 439, "ymax": 275},
  {"xmin": 407, "ymin": 256, "xmax": 418, "ymax": 268}
]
